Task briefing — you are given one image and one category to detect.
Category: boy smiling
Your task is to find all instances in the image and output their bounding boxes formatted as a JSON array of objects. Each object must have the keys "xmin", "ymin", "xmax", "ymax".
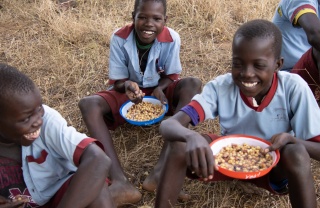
[
  {"xmin": 0, "ymin": 63, "xmax": 115, "ymax": 207},
  {"xmin": 155, "ymin": 19, "xmax": 320, "ymax": 208}
]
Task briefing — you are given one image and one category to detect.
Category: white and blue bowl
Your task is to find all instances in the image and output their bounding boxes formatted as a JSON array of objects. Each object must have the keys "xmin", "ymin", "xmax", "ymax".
[{"xmin": 120, "ymin": 96, "xmax": 168, "ymax": 126}]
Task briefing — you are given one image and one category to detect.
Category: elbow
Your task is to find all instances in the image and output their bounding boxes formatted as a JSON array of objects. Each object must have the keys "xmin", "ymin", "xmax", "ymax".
[
  {"xmin": 307, "ymin": 31, "xmax": 320, "ymax": 47},
  {"xmin": 159, "ymin": 119, "xmax": 172, "ymax": 137}
]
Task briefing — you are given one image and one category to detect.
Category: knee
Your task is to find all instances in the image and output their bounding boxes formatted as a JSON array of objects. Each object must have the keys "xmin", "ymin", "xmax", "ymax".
[
  {"xmin": 181, "ymin": 77, "xmax": 202, "ymax": 91},
  {"xmin": 280, "ymin": 143, "xmax": 311, "ymax": 173},
  {"xmin": 167, "ymin": 141, "xmax": 186, "ymax": 160},
  {"xmin": 78, "ymin": 95, "xmax": 105, "ymax": 115}
]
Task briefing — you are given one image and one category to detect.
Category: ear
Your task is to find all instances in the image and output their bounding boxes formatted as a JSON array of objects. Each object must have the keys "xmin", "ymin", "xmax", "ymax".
[
  {"xmin": 132, "ymin": 12, "xmax": 135, "ymax": 21},
  {"xmin": 164, "ymin": 15, "xmax": 168, "ymax": 24},
  {"xmin": 275, "ymin": 57, "xmax": 284, "ymax": 72}
]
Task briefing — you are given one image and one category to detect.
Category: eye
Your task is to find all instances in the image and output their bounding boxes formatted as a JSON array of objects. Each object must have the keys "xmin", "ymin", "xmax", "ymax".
[
  {"xmin": 20, "ymin": 116, "xmax": 31, "ymax": 123},
  {"xmin": 232, "ymin": 61, "xmax": 242, "ymax": 68},
  {"xmin": 254, "ymin": 63, "xmax": 267, "ymax": 70}
]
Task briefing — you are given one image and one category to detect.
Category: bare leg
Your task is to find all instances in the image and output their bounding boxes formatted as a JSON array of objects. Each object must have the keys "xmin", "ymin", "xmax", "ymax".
[
  {"xmin": 276, "ymin": 143, "xmax": 317, "ymax": 208},
  {"xmin": 88, "ymin": 183, "xmax": 116, "ymax": 208},
  {"xmin": 142, "ymin": 77, "xmax": 202, "ymax": 200},
  {"xmin": 155, "ymin": 141, "xmax": 187, "ymax": 208},
  {"xmin": 78, "ymin": 95, "xmax": 142, "ymax": 206}
]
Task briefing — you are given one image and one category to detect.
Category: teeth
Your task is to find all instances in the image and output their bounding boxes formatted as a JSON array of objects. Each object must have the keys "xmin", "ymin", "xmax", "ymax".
[
  {"xmin": 242, "ymin": 82, "xmax": 257, "ymax": 87},
  {"xmin": 144, "ymin": 31, "xmax": 154, "ymax": 34},
  {"xmin": 24, "ymin": 128, "xmax": 41, "ymax": 140}
]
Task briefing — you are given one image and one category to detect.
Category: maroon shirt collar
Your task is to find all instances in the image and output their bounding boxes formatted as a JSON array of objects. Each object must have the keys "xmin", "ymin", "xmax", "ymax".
[
  {"xmin": 114, "ymin": 24, "xmax": 173, "ymax": 42},
  {"xmin": 240, "ymin": 73, "xmax": 278, "ymax": 112}
]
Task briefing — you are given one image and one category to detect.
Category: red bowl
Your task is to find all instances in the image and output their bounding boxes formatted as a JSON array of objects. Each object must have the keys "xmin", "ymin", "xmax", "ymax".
[{"xmin": 210, "ymin": 134, "xmax": 280, "ymax": 179}]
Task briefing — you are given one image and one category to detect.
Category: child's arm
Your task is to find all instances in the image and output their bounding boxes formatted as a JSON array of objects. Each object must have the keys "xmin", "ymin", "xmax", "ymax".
[
  {"xmin": 298, "ymin": 13, "xmax": 320, "ymax": 54},
  {"xmin": 56, "ymin": 143, "xmax": 111, "ymax": 208},
  {"xmin": 151, "ymin": 77, "xmax": 173, "ymax": 104},
  {"xmin": 0, "ymin": 195, "xmax": 26, "ymax": 208},
  {"xmin": 160, "ymin": 111, "xmax": 216, "ymax": 181}
]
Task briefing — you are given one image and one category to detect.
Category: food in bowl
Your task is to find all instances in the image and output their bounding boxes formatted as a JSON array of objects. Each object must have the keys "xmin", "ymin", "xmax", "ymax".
[
  {"xmin": 210, "ymin": 134, "xmax": 280, "ymax": 179},
  {"xmin": 125, "ymin": 101, "xmax": 165, "ymax": 122},
  {"xmin": 215, "ymin": 143, "xmax": 273, "ymax": 172}
]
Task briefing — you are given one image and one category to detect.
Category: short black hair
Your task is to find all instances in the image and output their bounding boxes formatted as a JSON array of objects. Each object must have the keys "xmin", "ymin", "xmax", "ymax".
[
  {"xmin": 133, "ymin": 0, "xmax": 167, "ymax": 17},
  {"xmin": 0, "ymin": 63, "xmax": 36, "ymax": 105},
  {"xmin": 233, "ymin": 19, "xmax": 282, "ymax": 59}
]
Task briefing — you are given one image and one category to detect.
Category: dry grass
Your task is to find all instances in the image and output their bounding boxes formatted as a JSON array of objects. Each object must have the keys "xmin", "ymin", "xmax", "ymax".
[{"xmin": 1, "ymin": 0, "xmax": 320, "ymax": 207}]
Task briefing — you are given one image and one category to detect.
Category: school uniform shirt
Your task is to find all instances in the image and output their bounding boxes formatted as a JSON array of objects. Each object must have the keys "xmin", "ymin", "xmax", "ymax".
[
  {"xmin": 183, "ymin": 71, "xmax": 320, "ymax": 142},
  {"xmin": 22, "ymin": 105, "xmax": 100, "ymax": 205},
  {"xmin": 272, "ymin": 0, "xmax": 320, "ymax": 71},
  {"xmin": 108, "ymin": 24, "xmax": 182, "ymax": 88}
]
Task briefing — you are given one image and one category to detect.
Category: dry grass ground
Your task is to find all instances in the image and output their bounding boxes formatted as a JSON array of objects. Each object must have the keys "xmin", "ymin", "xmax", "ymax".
[{"xmin": 0, "ymin": 0, "xmax": 320, "ymax": 207}]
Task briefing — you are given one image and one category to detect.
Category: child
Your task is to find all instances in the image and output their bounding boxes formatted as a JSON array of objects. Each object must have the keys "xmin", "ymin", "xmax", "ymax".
[
  {"xmin": 291, "ymin": 48, "xmax": 320, "ymax": 105},
  {"xmin": 78, "ymin": 0, "xmax": 202, "ymax": 204},
  {"xmin": 155, "ymin": 19, "xmax": 320, "ymax": 208},
  {"xmin": 272, "ymin": 0, "xmax": 320, "ymax": 105},
  {"xmin": 0, "ymin": 63, "xmax": 115, "ymax": 208},
  {"xmin": 272, "ymin": 0, "xmax": 320, "ymax": 72}
]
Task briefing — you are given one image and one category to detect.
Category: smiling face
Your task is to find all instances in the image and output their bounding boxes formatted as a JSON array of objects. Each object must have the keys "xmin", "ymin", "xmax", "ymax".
[
  {"xmin": 133, "ymin": 1, "xmax": 167, "ymax": 45},
  {"xmin": 0, "ymin": 87, "xmax": 44, "ymax": 146},
  {"xmin": 232, "ymin": 36, "xmax": 283, "ymax": 103}
]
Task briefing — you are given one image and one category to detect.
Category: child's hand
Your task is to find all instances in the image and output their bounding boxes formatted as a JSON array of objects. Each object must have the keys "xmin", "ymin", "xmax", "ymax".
[
  {"xmin": 151, "ymin": 87, "xmax": 167, "ymax": 104},
  {"xmin": 124, "ymin": 81, "xmax": 145, "ymax": 103},
  {"xmin": 0, "ymin": 196, "xmax": 26, "ymax": 208},
  {"xmin": 186, "ymin": 135, "xmax": 216, "ymax": 181},
  {"xmin": 265, "ymin": 133, "xmax": 296, "ymax": 153}
]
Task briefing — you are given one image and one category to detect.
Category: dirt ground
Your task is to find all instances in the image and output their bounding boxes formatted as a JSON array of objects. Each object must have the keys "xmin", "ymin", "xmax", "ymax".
[{"xmin": 0, "ymin": 0, "xmax": 320, "ymax": 207}]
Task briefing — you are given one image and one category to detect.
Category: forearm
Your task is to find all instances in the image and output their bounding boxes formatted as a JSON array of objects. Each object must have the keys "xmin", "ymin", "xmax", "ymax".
[
  {"xmin": 160, "ymin": 116, "xmax": 199, "ymax": 143},
  {"xmin": 113, "ymin": 80, "xmax": 126, "ymax": 93},
  {"xmin": 57, "ymin": 145, "xmax": 110, "ymax": 208},
  {"xmin": 293, "ymin": 138, "xmax": 320, "ymax": 161}
]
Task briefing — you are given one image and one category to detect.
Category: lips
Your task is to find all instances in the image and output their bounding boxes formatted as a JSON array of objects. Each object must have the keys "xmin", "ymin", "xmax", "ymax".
[{"xmin": 24, "ymin": 128, "xmax": 41, "ymax": 141}]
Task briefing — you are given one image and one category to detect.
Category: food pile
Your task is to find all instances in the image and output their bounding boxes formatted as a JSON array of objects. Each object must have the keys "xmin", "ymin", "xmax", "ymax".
[
  {"xmin": 215, "ymin": 143, "xmax": 273, "ymax": 172},
  {"xmin": 125, "ymin": 101, "xmax": 164, "ymax": 121}
]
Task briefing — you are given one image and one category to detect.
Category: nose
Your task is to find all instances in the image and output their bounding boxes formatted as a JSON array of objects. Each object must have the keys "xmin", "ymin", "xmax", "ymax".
[
  {"xmin": 240, "ymin": 65, "xmax": 255, "ymax": 77},
  {"xmin": 32, "ymin": 111, "xmax": 43, "ymax": 128},
  {"xmin": 144, "ymin": 18, "xmax": 153, "ymax": 26}
]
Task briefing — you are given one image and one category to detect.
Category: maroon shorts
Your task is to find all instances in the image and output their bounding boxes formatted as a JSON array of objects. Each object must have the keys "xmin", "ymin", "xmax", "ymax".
[
  {"xmin": 96, "ymin": 80, "xmax": 181, "ymax": 130},
  {"xmin": 292, "ymin": 47, "xmax": 320, "ymax": 103},
  {"xmin": 41, "ymin": 177, "xmax": 111, "ymax": 208},
  {"xmin": 186, "ymin": 134, "xmax": 288, "ymax": 195}
]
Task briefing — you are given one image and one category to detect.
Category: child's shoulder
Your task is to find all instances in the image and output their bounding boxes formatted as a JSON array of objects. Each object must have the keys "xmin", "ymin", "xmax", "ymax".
[
  {"xmin": 277, "ymin": 71, "xmax": 308, "ymax": 87},
  {"xmin": 41, "ymin": 105, "xmax": 67, "ymax": 128}
]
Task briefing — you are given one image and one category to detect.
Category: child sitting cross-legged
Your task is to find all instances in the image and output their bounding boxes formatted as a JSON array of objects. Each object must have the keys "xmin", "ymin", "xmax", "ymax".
[{"xmin": 155, "ymin": 19, "xmax": 320, "ymax": 208}]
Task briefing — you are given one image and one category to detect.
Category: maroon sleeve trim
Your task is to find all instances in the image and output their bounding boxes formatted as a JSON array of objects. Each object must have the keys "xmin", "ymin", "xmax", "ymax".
[
  {"xmin": 307, "ymin": 136, "xmax": 320, "ymax": 143},
  {"xmin": 73, "ymin": 138, "xmax": 104, "ymax": 166},
  {"xmin": 188, "ymin": 100, "xmax": 205, "ymax": 122},
  {"xmin": 290, "ymin": 5, "xmax": 316, "ymax": 23}
]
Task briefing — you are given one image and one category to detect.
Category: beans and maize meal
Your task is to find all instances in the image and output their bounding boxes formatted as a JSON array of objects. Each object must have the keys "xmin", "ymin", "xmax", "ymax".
[
  {"xmin": 215, "ymin": 143, "xmax": 273, "ymax": 172},
  {"xmin": 125, "ymin": 101, "xmax": 165, "ymax": 121}
]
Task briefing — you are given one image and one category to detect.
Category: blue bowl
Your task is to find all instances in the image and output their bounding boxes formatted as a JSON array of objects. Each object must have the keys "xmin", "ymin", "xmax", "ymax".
[{"xmin": 120, "ymin": 96, "xmax": 168, "ymax": 126}]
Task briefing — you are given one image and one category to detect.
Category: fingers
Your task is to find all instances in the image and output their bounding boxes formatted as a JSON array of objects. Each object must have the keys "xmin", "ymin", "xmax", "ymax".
[{"xmin": 187, "ymin": 148, "xmax": 214, "ymax": 181}]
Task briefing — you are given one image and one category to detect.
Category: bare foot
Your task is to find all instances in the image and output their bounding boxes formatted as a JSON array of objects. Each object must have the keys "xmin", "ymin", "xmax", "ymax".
[
  {"xmin": 142, "ymin": 172, "xmax": 191, "ymax": 201},
  {"xmin": 109, "ymin": 180, "xmax": 142, "ymax": 207},
  {"xmin": 142, "ymin": 173, "xmax": 157, "ymax": 192}
]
